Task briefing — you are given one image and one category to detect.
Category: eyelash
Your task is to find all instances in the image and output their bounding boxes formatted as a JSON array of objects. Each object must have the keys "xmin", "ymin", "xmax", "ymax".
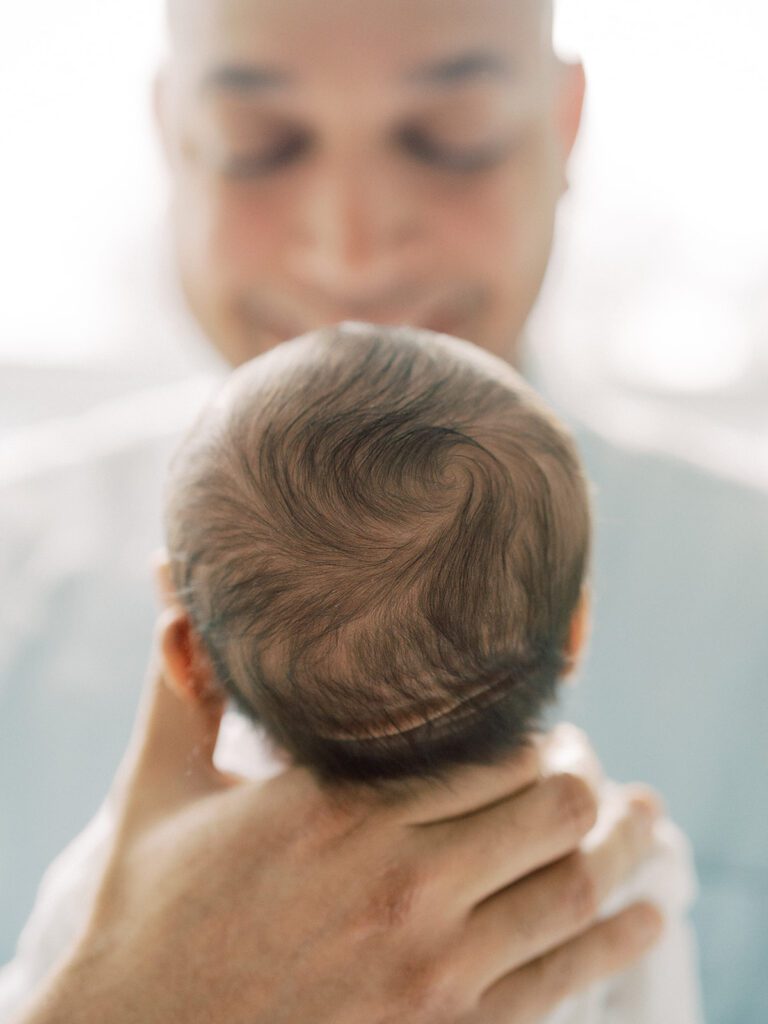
[
  {"xmin": 222, "ymin": 130, "xmax": 312, "ymax": 178},
  {"xmin": 397, "ymin": 126, "xmax": 510, "ymax": 173},
  {"xmin": 220, "ymin": 128, "xmax": 510, "ymax": 180}
]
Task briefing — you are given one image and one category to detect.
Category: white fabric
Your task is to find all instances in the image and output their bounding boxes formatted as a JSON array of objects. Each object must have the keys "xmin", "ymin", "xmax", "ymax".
[{"xmin": 542, "ymin": 799, "xmax": 702, "ymax": 1023}]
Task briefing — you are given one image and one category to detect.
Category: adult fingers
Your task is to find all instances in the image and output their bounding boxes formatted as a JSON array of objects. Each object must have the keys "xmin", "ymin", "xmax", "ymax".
[
  {"xmin": 404, "ymin": 724, "xmax": 596, "ymax": 827},
  {"xmin": 399, "ymin": 744, "xmax": 542, "ymax": 826},
  {"xmin": 456, "ymin": 788, "xmax": 660, "ymax": 988},
  {"xmin": 111, "ymin": 622, "xmax": 230, "ymax": 830},
  {"xmin": 538, "ymin": 724, "xmax": 603, "ymax": 791},
  {"xmin": 424, "ymin": 771, "xmax": 599, "ymax": 910},
  {"xmin": 475, "ymin": 902, "xmax": 663, "ymax": 1024}
]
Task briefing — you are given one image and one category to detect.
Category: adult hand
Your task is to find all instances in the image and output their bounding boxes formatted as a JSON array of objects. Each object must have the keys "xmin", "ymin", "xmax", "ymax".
[{"xmin": 17, "ymin": 634, "xmax": 662, "ymax": 1024}]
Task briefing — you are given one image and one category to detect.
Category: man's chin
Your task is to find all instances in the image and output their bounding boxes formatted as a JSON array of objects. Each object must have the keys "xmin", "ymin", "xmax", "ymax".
[
  {"xmin": 223, "ymin": 321, "xmax": 513, "ymax": 370},
  {"xmin": 196, "ymin": 294, "xmax": 513, "ymax": 368}
]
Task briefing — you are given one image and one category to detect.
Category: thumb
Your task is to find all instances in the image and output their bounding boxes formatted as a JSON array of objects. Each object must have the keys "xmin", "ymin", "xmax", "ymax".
[{"xmin": 112, "ymin": 629, "xmax": 232, "ymax": 832}]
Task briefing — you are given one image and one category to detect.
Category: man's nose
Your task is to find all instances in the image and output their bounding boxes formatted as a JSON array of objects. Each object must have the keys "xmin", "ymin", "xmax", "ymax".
[{"xmin": 287, "ymin": 155, "xmax": 420, "ymax": 301}]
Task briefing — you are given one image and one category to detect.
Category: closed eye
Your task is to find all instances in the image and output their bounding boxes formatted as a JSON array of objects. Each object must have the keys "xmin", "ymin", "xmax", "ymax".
[
  {"xmin": 396, "ymin": 125, "xmax": 515, "ymax": 173},
  {"xmin": 220, "ymin": 129, "xmax": 313, "ymax": 179}
]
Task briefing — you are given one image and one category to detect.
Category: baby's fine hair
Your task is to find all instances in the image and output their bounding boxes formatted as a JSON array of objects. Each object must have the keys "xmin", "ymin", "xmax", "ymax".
[{"xmin": 165, "ymin": 324, "xmax": 591, "ymax": 785}]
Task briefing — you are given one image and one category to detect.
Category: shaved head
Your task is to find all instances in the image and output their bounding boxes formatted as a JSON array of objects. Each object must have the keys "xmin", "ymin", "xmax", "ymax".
[
  {"xmin": 165, "ymin": 324, "xmax": 590, "ymax": 784},
  {"xmin": 167, "ymin": 0, "xmax": 554, "ymax": 41}
]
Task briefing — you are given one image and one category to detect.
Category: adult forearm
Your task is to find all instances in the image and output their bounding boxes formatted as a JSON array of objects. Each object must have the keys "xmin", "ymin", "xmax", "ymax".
[{"xmin": 13, "ymin": 951, "xmax": 117, "ymax": 1024}]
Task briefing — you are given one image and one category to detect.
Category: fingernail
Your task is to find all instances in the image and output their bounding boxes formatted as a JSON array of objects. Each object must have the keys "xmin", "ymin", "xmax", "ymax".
[
  {"xmin": 628, "ymin": 784, "xmax": 665, "ymax": 818},
  {"xmin": 630, "ymin": 805, "xmax": 657, "ymax": 846},
  {"xmin": 638, "ymin": 905, "xmax": 664, "ymax": 941},
  {"xmin": 631, "ymin": 793, "xmax": 661, "ymax": 824}
]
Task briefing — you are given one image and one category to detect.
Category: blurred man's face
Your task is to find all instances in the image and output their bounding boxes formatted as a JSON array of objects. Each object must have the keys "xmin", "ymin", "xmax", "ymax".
[{"xmin": 161, "ymin": 0, "xmax": 583, "ymax": 366}]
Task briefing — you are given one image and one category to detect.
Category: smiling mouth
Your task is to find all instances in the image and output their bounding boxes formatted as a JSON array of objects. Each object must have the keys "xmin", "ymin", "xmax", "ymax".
[{"xmin": 337, "ymin": 291, "xmax": 483, "ymax": 339}]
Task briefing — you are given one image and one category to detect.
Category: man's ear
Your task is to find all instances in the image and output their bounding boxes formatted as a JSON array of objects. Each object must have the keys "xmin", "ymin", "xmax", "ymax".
[
  {"xmin": 563, "ymin": 587, "xmax": 591, "ymax": 676},
  {"xmin": 153, "ymin": 65, "xmax": 174, "ymax": 167},
  {"xmin": 160, "ymin": 606, "xmax": 226, "ymax": 713},
  {"xmin": 555, "ymin": 59, "xmax": 586, "ymax": 192}
]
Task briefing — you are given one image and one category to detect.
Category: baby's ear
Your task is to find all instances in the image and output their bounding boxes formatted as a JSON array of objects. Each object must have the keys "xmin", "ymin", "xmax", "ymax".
[
  {"xmin": 152, "ymin": 551, "xmax": 225, "ymax": 712},
  {"xmin": 563, "ymin": 587, "xmax": 591, "ymax": 676},
  {"xmin": 159, "ymin": 605, "xmax": 225, "ymax": 713}
]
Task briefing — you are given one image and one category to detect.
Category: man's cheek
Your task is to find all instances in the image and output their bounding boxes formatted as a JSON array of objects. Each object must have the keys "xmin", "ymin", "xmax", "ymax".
[
  {"xmin": 442, "ymin": 156, "xmax": 547, "ymax": 257},
  {"xmin": 439, "ymin": 206, "xmax": 526, "ymax": 299},
  {"xmin": 201, "ymin": 186, "xmax": 285, "ymax": 276}
]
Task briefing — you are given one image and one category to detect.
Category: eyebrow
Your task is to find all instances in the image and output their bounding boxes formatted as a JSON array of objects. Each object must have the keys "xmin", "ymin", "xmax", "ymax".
[
  {"xmin": 407, "ymin": 50, "xmax": 515, "ymax": 87},
  {"xmin": 200, "ymin": 49, "xmax": 514, "ymax": 98},
  {"xmin": 202, "ymin": 64, "xmax": 293, "ymax": 95}
]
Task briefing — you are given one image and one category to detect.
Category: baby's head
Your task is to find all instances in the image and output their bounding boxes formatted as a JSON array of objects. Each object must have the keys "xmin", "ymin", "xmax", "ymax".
[{"xmin": 163, "ymin": 324, "xmax": 591, "ymax": 785}]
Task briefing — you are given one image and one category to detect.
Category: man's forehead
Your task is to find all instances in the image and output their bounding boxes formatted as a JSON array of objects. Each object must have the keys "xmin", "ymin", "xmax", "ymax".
[{"xmin": 167, "ymin": 0, "xmax": 551, "ymax": 76}]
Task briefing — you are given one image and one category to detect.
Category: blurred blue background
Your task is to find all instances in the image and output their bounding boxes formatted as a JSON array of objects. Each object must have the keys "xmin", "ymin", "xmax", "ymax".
[{"xmin": 1, "ymin": 0, "xmax": 766, "ymax": 1010}]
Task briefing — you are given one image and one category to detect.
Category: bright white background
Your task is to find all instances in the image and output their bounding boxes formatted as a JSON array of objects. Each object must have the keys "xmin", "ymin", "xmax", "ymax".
[{"xmin": 0, "ymin": 0, "xmax": 767, "ymax": 484}]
